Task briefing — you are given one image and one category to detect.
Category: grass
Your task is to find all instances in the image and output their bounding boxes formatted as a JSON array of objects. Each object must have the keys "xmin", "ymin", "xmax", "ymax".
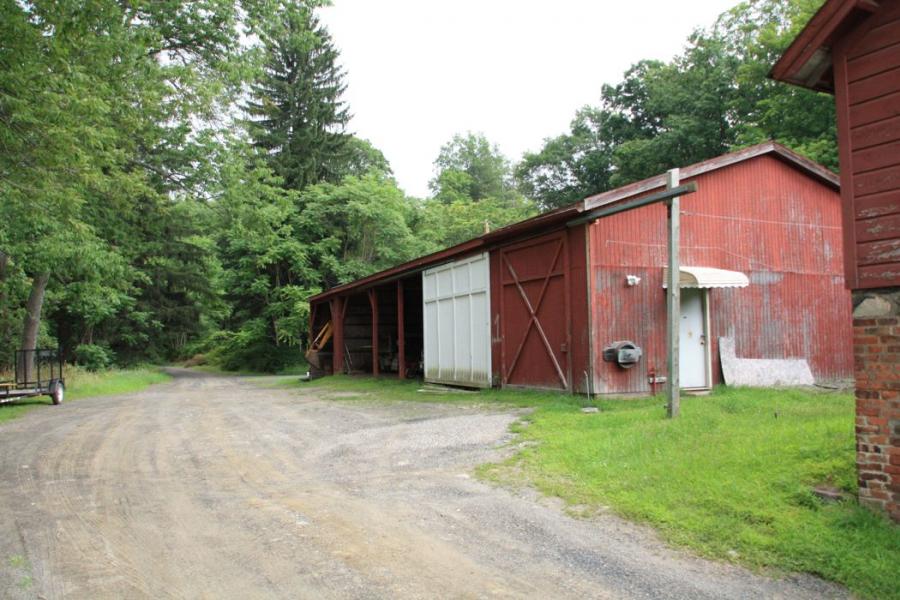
[
  {"xmin": 189, "ymin": 362, "xmax": 309, "ymax": 377},
  {"xmin": 0, "ymin": 366, "xmax": 171, "ymax": 425},
  {"xmin": 291, "ymin": 373, "xmax": 586, "ymax": 408},
  {"xmin": 298, "ymin": 376, "xmax": 899, "ymax": 599}
]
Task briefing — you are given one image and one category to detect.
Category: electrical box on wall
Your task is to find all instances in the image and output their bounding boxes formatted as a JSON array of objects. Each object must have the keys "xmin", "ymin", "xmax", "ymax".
[{"xmin": 602, "ymin": 341, "xmax": 642, "ymax": 369}]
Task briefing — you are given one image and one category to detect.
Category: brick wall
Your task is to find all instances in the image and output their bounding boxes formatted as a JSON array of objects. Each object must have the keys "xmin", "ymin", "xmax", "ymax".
[{"xmin": 853, "ymin": 289, "xmax": 900, "ymax": 522}]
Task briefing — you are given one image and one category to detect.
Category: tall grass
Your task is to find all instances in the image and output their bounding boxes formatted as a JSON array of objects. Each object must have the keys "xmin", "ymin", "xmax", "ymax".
[{"xmin": 0, "ymin": 366, "xmax": 170, "ymax": 424}]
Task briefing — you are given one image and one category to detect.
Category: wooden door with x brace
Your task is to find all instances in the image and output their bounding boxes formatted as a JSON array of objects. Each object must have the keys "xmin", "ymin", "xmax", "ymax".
[{"xmin": 497, "ymin": 231, "xmax": 571, "ymax": 391}]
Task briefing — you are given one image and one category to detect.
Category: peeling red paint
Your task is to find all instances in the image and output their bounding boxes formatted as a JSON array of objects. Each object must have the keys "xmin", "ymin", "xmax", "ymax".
[{"xmin": 588, "ymin": 154, "xmax": 853, "ymax": 393}]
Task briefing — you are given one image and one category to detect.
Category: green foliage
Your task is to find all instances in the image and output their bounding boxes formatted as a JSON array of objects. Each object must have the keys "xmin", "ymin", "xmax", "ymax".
[
  {"xmin": 431, "ymin": 133, "xmax": 518, "ymax": 203},
  {"xmin": 74, "ymin": 344, "xmax": 114, "ymax": 372},
  {"xmin": 483, "ymin": 386, "xmax": 899, "ymax": 600},
  {"xmin": 515, "ymin": 0, "xmax": 834, "ymax": 209},
  {"xmin": 515, "ymin": 107, "xmax": 617, "ymax": 211},
  {"xmin": 0, "ymin": 0, "xmax": 255, "ymax": 368},
  {"xmin": 0, "ymin": 367, "xmax": 170, "ymax": 424},
  {"xmin": 298, "ymin": 173, "xmax": 430, "ymax": 286},
  {"xmin": 425, "ymin": 132, "xmax": 538, "ymax": 246},
  {"xmin": 245, "ymin": 2, "xmax": 350, "ymax": 190},
  {"xmin": 417, "ymin": 196, "xmax": 537, "ymax": 248}
]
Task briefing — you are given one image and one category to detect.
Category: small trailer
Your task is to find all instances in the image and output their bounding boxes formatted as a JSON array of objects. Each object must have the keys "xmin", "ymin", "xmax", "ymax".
[{"xmin": 0, "ymin": 349, "xmax": 65, "ymax": 405}]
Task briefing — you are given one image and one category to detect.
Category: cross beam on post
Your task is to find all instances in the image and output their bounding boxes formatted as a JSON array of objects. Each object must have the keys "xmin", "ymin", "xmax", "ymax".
[
  {"xmin": 568, "ymin": 171, "xmax": 695, "ymax": 418},
  {"xmin": 665, "ymin": 169, "xmax": 681, "ymax": 419}
]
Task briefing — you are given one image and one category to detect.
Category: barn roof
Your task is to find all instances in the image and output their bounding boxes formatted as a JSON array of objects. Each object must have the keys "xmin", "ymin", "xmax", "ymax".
[
  {"xmin": 769, "ymin": 0, "xmax": 880, "ymax": 92},
  {"xmin": 583, "ymin": 141, "xmax": 838, "ymax": 211},
  {"xmin": 308, "ymin": 142, "xmax": 838, "ymax": 303}
]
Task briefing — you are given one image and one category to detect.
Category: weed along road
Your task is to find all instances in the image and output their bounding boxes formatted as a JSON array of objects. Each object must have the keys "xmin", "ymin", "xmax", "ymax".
[{"xmin": 0, "ymin": 370, "xmax": 845, "ymax": 599}]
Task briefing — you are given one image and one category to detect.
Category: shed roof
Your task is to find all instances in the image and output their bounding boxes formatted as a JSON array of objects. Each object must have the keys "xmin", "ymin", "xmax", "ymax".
[
  {"xmin": 769, "ymin": 0, "xmax": 880, "ymax": 92},
  {"xmin": 308, "ymin": 142, "xmax": 838, "ymax": 303},
  {"xmin": 583, "ymin": 142, "xmax": 838, "ymax": 211}
]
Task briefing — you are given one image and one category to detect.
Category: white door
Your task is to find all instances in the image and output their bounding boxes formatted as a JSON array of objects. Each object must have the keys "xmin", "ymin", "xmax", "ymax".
[
  {"xmin": 679, "ymin": 288, "xmax": 710, "ymax": 389},
  {"xmin": 422, "ymin": 253, "xmax": 491, "ymax": 388}
]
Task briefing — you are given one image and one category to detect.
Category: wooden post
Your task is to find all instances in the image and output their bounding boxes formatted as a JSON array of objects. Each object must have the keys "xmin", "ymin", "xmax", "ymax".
[
  {"xmin": 397, "ymin": 280, "xmax": 406, "ymax": 379},
  {"xmin": 331, "ymin": 297, "xmax": 345, "ymax": 374},
  {"xmin": 369, "ymin": 289, "xmax": 379, "ymax": 376},
  {"xmin": 666, "ymin": 168, "xmax": 681, "ymax": 418}
]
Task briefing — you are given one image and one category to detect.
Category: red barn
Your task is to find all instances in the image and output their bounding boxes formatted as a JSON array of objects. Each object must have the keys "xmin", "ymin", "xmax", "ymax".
[
  {"xmin": 772, "ymin": 0, "xmax": 900, "ymax": 521},
  {"xmin": 308, "ymin": 143, "xmax": 852, "ymax": 396}
]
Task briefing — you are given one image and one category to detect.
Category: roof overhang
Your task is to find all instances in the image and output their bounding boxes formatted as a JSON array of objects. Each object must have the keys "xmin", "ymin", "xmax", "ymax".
[
  {"xmin": 308, "ymin": 202, "xmax": 585, "ymax": 303},
  {"xmin": 769, "ymin": 0, "xmax": 880, "ymax": 92},
  {"xmin": 662, "ymin": 266, "xmax": 750, "ymax": 289}
]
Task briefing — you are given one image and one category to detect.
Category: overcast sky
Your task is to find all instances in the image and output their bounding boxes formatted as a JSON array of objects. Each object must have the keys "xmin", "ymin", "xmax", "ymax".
[{"xmin": 320, "ymin": 0, "xmax": 742, "ymax": 198}]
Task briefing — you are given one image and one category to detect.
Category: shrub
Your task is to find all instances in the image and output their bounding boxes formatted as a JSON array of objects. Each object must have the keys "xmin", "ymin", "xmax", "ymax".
[{"xmin": 74, "ymin": 344, "xmax": 114, "ymax": 371}]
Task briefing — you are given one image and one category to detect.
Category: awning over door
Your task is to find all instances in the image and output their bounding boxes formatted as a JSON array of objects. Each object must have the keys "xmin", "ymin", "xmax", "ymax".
[{"xmin": 663, "ymin": 266, "xmax": 749, "ymax": 289}]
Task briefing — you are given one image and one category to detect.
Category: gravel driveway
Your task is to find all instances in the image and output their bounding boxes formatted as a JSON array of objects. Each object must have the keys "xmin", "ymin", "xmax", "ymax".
[{"xmin": 0, "ymin": 370, "xmax": 846, "ymax": 599}]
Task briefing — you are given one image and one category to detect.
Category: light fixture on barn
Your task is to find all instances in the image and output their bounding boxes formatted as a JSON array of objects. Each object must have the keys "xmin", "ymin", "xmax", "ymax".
[{"xmin": 626, "ymin": 275, "xmax": 641, "ymax": 286}]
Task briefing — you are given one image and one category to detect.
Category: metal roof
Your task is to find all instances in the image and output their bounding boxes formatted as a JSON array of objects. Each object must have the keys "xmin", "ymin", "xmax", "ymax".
[
  {"xmin": 309, "ymin": 142, "xmax": 836, "ymax": 304},
  {"xmin": 583, "ymin": 142, "xmax": 838, "ymax": 211},
  {"xmin": 662, "ymin": 267, "xmax": 750, "ymax": 289}
]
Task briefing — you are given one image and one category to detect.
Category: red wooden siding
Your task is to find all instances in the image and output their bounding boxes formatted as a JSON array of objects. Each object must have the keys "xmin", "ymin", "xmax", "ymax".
[
  {"xmin": 835, "ymin": 0, "xmax": 900, "ymax": 289},
  {"xmin": 588, "ymin": 155, "xmax": 853, "ymax": 394},
  {"xmin": 489, "ymin": 226, "xmax": 591, "ymax": 393}
]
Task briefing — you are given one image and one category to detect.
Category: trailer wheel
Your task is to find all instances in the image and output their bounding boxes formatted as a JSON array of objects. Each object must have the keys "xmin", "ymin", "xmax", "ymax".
[{"xmin": 49, "ymin": 381, "xmax": 64, "ymax": 405}]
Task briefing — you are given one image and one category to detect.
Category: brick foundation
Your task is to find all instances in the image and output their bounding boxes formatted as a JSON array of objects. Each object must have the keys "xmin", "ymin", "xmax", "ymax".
[{"xmin": 852, "ymin": 288, "xmax": 900, "ymax": 522}]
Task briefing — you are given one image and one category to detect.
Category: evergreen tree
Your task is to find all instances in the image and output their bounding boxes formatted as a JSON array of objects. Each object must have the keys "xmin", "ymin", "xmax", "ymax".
[{"xmin": 246, "ymin": 4, "xmax": 350, "ymax": 190}]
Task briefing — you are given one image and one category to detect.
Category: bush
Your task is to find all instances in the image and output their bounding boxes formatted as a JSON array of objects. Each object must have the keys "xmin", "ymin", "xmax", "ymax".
[
  {"xmin": 74, "ymin": 344, "xmax": 114, "ymax": 371},
  {"xmin": 205, "ymin": 320, "xmax": 300, "ymax": 373}
]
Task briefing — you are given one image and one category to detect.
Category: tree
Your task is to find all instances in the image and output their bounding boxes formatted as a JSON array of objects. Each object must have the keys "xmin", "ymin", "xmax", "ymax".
[
  {"xmin": 335, "ymin": 137, "xmax": 394, "ymax": 179},
  {"xmin": 0, "ymin": 0, "xmax": 255, "ymax": 367},
  {"xmin": 516, "ymin": 107, "xmax": 617, "ymax": 210},
  {"xmin": 298, "ymin": 173, "xmax": 429, "ymax": 288},
  {"xmin": 515, "ymin": 0, "xmax": 834, "ymax": 207},
  {"xmin": 430, "ymin": 133, "xmax": 517, "ymax": 203},
  {"xmin": 245, "ymin": 3, "xmax": 350, "ymax": 191},
  {"xmin": 211, "ymin": 142, "xmax": 315, "ymax": 371}
]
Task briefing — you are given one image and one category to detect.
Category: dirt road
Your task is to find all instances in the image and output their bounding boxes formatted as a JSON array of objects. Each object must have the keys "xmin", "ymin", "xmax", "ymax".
[{"xmin": 0, "ymin": 370, "xmax": 845, "ymax": 599}]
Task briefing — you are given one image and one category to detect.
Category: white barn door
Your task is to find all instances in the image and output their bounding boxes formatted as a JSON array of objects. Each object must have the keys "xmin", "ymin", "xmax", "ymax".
[{"xmin": 422, "ymin": 253, "xmax": 491, "ymax": 388}]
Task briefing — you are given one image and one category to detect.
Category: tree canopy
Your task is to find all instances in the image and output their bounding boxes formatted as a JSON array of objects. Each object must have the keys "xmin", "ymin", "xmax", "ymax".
[{"xmin": 516, "ymin": 0, "xmax": 834, "ymax": 210}]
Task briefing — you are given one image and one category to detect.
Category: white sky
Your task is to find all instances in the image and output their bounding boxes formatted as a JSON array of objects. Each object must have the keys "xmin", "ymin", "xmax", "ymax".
[{"xmin": 321, "ymin": 0, "xmax": 742, "ymax": 198}]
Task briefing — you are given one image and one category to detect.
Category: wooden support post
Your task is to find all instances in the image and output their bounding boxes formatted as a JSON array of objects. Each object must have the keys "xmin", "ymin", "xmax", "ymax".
[
  {"xmin": 397, "ymin": 280, "xmax": 406, "ymax": 379},
  {"xmin": 666, "ymin": 168, "xmax": 681, "ymax": 419},
  {"xmin": 331, "ymin": 297, "xmax": 345, "ymax": 374},
  {"xmin": 369, "ymin": 289, "xmax": 379, "ymax": 376}
]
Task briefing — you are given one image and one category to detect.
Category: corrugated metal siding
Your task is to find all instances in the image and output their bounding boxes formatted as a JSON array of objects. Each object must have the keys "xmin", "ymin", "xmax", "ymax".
[
  {"xmin": 837, "ymin": 1, "xmax": 900, "ymax": 288},
  {"xmin": 589, "ymin": 155, "xmax": 854, "ymax": 394},
  {"xmin": 422, "ymin": 253, "xmax": 492, "ymax": 388}
]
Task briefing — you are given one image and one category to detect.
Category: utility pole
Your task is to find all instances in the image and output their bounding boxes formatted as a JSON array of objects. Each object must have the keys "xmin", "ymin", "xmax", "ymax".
[{"xmin": 666, "ymin": 168, "xmax": 681, "ymax": 418}]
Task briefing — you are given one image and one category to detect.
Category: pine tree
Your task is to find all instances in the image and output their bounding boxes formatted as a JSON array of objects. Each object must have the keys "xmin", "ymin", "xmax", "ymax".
[{"xmin": 246, "ymin": 5, "xmax": 350, "ymax": 191}]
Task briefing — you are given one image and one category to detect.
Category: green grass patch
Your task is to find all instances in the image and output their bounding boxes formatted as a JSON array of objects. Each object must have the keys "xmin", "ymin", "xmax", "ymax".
[
  {"xmin": 298, "ymin": 377, "xmax": 899, "ymax": 598},
  {"xmin": 65, "ymin": 366, "xmax": 171, "ymax": 400},
  {"xmin": 0, "ymin": 366, "xmax": 170, "ymax": 424},
  {"xmin": 288, "ymin": 374, "xmax": 588, "ymax": 409}
]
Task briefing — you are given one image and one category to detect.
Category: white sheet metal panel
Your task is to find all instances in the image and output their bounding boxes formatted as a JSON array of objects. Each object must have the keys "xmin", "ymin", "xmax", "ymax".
[
  {"xmin": 662, "ymin": 266, "xmax": 750, "ymax": 288},
  {"xmin": 422, "ymin": 253, "xmax": 491, "ymax": 388}
]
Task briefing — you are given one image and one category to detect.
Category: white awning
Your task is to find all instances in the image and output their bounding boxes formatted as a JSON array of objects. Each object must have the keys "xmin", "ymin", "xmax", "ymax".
[{"xmin": 662, "ymin": 266, "xmax": 749, "ymax": 289}]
